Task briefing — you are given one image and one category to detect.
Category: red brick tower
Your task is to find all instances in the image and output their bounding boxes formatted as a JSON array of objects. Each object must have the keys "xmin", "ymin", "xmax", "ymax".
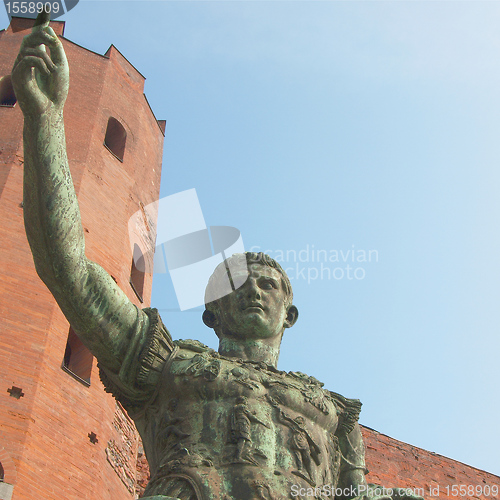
[{"xmin": 0, "ymin": 17, "xmax": 164, "ymax": 500}]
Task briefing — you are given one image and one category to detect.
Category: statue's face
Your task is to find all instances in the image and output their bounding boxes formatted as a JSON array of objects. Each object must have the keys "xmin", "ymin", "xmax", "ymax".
[{"xmin": 215, "ymin": 263, "xmax": 291, "ymax": 340}]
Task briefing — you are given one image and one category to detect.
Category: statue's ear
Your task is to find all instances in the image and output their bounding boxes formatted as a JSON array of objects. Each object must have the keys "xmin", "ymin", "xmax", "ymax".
[
  {"xmin": 203, "ymin": 309, "xmax": 218, "ymax": 329},
  {"xmin": 284, "ymin": 305, "xmax": 298, "ymax": 329}
]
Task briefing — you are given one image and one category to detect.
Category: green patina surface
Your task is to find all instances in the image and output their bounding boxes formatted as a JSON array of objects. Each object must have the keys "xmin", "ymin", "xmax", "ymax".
[{"xmin": 13, "ymin": 11, "xmax": 426, "ymax": 500}]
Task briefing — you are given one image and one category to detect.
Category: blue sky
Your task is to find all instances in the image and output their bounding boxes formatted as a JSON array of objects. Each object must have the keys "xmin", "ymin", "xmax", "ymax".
[{"xmin": 3, "ymin": 0, "xmax": 499, "ymax": 478}]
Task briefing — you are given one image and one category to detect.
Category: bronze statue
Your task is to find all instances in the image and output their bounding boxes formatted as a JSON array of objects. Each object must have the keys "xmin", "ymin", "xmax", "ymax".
[{"xmin": 12, "ymin": 13, "xmax": 425, "ymax": 500}]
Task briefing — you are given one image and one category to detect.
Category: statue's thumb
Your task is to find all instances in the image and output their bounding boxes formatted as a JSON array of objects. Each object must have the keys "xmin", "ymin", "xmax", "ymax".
[{"xmin": 34, "ymin": 7, "xmax": 51, "ymax": 29}]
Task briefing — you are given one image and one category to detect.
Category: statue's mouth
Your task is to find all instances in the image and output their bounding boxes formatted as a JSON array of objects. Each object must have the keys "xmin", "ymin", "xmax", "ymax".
[{"xmin": 244, "ymin": 303, "xmax": 264, "ymax": 310}]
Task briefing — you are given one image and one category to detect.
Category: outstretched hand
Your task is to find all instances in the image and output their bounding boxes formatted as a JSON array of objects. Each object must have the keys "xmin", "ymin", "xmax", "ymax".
[{"xmin": 12, "ymin": 13, "xmax": 69, "ymax": 117}]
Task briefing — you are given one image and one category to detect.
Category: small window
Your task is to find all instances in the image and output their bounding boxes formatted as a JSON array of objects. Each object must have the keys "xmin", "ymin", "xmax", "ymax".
[
  {"xmin": 0, "ymin": 461, "xmax": 4, "ymax": 481},
  {"xmin": 130, "ymin": 244, "xmax": 145, "ymax": 303},
  {"xmin": 104, "ymin": 117, "xmax": 126, "ymax": 161},
  {"xmin": 62, "ymin": 328, "xmax": 93, "ymax": 386},
  {"xmin": 0, "ymin": 76, "xmax": 16, "ymax": 107}
]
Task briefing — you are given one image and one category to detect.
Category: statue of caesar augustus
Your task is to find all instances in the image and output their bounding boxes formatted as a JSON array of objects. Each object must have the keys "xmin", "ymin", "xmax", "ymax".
[{"xmin": 12, "ymin": 15, "xmax": 425, "ymax": 500}]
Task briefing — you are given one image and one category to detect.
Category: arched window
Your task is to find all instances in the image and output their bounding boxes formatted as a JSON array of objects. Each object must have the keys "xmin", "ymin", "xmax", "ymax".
[
  {"xmin": 0, "ymin": 76, "xmax": 16, "ymax": 107},
  {"xmin": 0, "ymin": 461, "xmax": 4, "ymax": 481},
  {"xmin": 130, "ymin": 243, "xmax": 145, "ymax": 303},
  {"xmin": 104, "ymin": 117, "xmax": 126, "ymax": 161},
  {"xmin": 62, "ymin": 328, "xmax": 93, "ymax": 386}
]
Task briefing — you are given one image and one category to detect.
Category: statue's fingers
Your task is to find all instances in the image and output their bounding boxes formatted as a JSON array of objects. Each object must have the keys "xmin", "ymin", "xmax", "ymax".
[
  {"xmin": 12, "ymin": 52, "xmax": 37, "ymax": 80},
  {"xmin": 33, "ymin": 8, "xmax": 50, "ymax": 29},
  {"xmin": 15, "ymin": 55, "xmax": 51, "ymax": 77},
  {"xmin": 22, "ymin": 48, "xmax": 56, "ymax": 72},
  {"xmin": 44, "ymin": 26, "xmax": 57, "ymax": 38},
  {"xmin": 40, "ymin": 26, "xmax": 60, "ymax": 50},
  {"xmin": 20, "ymin": 30, "xmax": 58, "ymax": 53},
  {"xmin": 16, "ymin": 40, "xmax": 52, "ymax": 69},
  {"xmin": 12, "ymin": 51, "xmax": 24, "ymax": 72},
  {"xmin": 45, "ymin": 36, "xmax": 66, "ymax": 66},
  {"xmin": 24, "ymin": 27, "xmax": 66, "ymax": 67},
  {"xmin": 12, "ymin": 58, "xmax": 44, "ymax": 103}
]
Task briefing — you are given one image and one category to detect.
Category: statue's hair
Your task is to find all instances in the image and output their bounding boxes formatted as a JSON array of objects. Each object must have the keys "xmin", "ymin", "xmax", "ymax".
[{"xmin": 204, "ymin": 252, "xmax": 293, "ymax": 312}]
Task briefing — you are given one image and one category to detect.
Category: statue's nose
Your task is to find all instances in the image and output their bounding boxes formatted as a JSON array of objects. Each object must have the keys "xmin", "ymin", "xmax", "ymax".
[{"xmin": 242, "ymin": 278, "xmax": 261, "ymax": 299}]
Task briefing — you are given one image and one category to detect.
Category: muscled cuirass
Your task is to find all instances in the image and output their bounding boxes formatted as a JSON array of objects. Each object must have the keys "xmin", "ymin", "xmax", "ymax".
[
  {"xmin": 137, "ymin": 340, "xmax": 358, "ymax": 500},
  {"xmin": 99, "ymin": 310, "xmax": 362, "ymax": 500}
]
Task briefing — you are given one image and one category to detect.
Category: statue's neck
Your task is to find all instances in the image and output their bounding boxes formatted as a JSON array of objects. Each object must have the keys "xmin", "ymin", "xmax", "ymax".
[{"xmin": 218, "ymin": 337, "xmax": 281, "ymax": 368}]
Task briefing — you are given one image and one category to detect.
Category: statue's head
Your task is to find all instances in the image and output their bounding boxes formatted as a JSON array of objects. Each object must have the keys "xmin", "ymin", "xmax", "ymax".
[{"xmin": 203, "ymin": 252, "xmax": 298, "ymax": 342}]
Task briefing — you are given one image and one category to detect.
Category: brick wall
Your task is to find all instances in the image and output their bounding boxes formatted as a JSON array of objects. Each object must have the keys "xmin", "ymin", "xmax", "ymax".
[
  {"xmin": 0, "ymin": 17, "xmax": 163, "ymax": 500},
  {"xmin": 362, "ymin": 426, "xmax": 500, "ymax": 500}
]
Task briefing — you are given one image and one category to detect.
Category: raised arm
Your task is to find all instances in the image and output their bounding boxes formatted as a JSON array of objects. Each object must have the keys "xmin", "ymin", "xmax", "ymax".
[{"xmin": 12, "ymin": 16, "xmax": 146, "ymax": 374}]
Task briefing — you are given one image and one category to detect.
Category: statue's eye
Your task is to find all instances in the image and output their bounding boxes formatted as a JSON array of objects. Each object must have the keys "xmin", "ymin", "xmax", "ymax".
[{"xmin": 261, "ymin": 279, "xmax": 277, "ymax": 290}]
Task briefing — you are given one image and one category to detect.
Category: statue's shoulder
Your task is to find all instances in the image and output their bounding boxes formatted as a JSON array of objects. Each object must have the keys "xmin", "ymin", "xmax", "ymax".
[
  {"xmin": 143, "ymin": 307, "xmax": 173, "ymax": 345},
  {"xmin": 173, "ymin": 338, "xmax": 214, "ymax": 355},
  {"xmin": 168, "ymin": 339, "xmax": 221, "ymax": 381},
  {"xmin": 286, "ymin": 370, "xmax": 325, "ymax": 386},
  {"xmin": 326, "ymin": 390, "xmax": 362, "ymax": 434},
  {"xmin": 285, "ymin": 370, "xmax": 362, "ymax": 434}
]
